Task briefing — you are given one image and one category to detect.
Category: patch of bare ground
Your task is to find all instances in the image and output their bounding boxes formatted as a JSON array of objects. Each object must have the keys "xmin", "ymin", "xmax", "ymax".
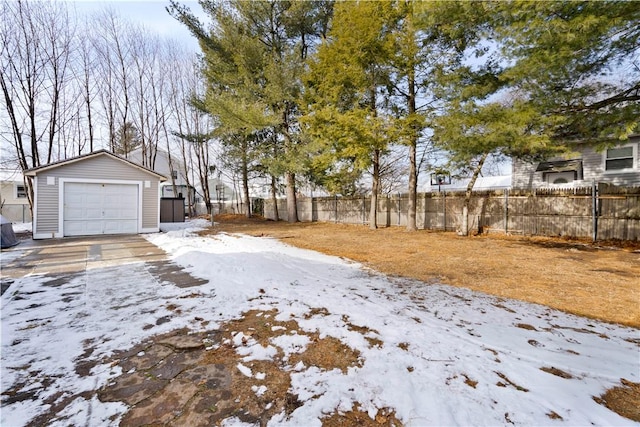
[
  {"xmin": 199, "ymin": 308, "xmax": 368, "ymax": 425},
  {"xmin": 202, "ymin": 215, "xmax": 640, "ymax": 328},
  {"xmin": 322, "ymin": 406, "xmax": 401, "ymax": 426},
  {"xmin": 594, "ymin": 379, "xmax": 640, "ymax": 422},
  {"xmin": 540, "ymin": 366, "xmax": 574, "ymax": 379},
  {"xmin": 546, "ymin": 411, "xmax": 563, "ymax": 420}
]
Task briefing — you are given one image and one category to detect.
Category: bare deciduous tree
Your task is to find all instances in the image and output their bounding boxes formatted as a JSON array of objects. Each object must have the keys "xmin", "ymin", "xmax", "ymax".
[{"xmin": 1, "ymin": 0, "xmax": 75, "ymax": 207}]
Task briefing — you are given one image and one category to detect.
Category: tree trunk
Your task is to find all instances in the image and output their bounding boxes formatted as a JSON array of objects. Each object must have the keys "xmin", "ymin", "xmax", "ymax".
[
  {"xmin": 369, "ymin": 149, "xmax": 380, "ymax": 229},
  {"xmin": 197, "ymin": 140, "xmax": 212, "ymax": 214},
  {"xmin": 285, "ymin": 172, "xmax": 298, "ymax": 223},
  {"xmin": 460, "ymin": 152, "xmax": 489, "ymax": 236},
  {"xmin": 406, "ymin": 67, "xmax": 418, "ymax": 231},
  {"xmin": 241, "ymin": 139, "xmax": 251, "ymax": 218},
  {"xmin": 407, "ymin": 140, "xmax": 417, "ymax": 231}
]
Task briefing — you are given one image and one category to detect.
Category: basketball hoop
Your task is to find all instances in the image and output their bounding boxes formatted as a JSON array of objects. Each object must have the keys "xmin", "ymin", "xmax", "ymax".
[{"xmin": 430, "ymin": 173, "xmax": 451, "ymax": 192}]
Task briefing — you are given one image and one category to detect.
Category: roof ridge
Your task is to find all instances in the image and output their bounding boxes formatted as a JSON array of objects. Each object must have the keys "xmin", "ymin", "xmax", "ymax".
[{"xmin": 23, "ymin": 150, "xmax": 166, "ymax": 181}]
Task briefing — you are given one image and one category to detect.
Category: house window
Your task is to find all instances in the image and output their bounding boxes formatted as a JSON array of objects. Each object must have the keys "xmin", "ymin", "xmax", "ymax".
[
  {"xmin": 546, "ymin": 171, "xmax": 575, "ymax": 185},
  {"xmin": 15, "ymin": 184, "xmax": 27, "ymax": 198},
  {"xmin": 605, "ymin": 146, "xmax": 635, "ymax": 171},
  {"xmin": 171, "ymin": 170, "xmax": 178, "ymax": 179}
]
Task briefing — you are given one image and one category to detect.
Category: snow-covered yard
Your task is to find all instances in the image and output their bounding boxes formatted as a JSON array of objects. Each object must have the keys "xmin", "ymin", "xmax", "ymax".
[{"xmin": 1, "ymin": 220, "xmax": 638, "ymax": 426}]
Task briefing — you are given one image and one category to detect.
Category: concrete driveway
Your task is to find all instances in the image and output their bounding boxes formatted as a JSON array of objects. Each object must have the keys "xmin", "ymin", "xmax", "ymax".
[
  {"xmin": 1, "ymin": 234, "xmax": 206, "ymax": 291},
  {"xmin": 1, "ymin": 234, "xmax": 213, "ymax": 426},
  {"xmin": 2, "ymin": 235, "xmax": 165, "ymax": 278}
]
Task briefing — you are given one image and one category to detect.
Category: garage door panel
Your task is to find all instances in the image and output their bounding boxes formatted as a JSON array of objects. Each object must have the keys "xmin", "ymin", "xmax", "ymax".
[
  {"xmin": 65, "ymin": 207, "xmax": 84, "ymax": 221},
  {"xmin": 103, "ymin": 219, "xmax": 138, "ymax": 234},
  {"xmin": 85, "ymin": 207, "xmax": 104, "ymax": 220},
  {"xmin": 64, "ymin": 182, "xmax": 139, "ymax": 236},
  {"xmin": 103, "ymin": 205, "xmax": 137, "ymax": 220},
  {"xmin": 64, "ymin": 219, "xmax": 104, "ymax": 236},
  {"xmin": 64, "ymin": 221, "xmax": 85, "ymax": 236},
  {"xmin": 85, "ymin": 221, "xmax": 105, "ymax": 235},
  {"xmin": 66, "ymin": 207, "xmax": 104, "ymax": 221}
]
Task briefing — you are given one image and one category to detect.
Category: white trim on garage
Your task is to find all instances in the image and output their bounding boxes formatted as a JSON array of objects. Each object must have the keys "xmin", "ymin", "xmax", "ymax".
[{"xmin": 58, "ymin": 178, "xmax": 143, "ymax": 237}]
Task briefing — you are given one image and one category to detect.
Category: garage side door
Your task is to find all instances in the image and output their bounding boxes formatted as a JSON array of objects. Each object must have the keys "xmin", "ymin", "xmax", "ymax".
[{"xmin": 64, "ymin": 182, "xmax": 139, "ymax": 236}]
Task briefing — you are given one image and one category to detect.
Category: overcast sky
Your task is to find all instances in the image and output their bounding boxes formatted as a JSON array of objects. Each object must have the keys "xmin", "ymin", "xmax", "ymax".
[{"xmin": 70, "ymin": 0, "xmax": 203, "ymax": 50}]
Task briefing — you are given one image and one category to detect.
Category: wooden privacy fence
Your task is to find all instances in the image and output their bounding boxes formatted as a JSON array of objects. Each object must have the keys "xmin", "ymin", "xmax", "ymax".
[{"xmin": 263, "ymin": 184, "xmax": 640, "ymax": 241}]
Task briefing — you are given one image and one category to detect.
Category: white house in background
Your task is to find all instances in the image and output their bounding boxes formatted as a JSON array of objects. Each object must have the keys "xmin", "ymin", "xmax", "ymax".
[
  {"xmin": 128, "ymin": 148, "xmax": 200, "ymax": 207},
  {"xmin": 512, "ymin": 135, "xmax": 640, "ymax": 189},
  {"xmin": 0, "ymin": 169, "xmax": 31, "ymax": 223},
  {"xmin": 424, "ymin": 175, "xmax": 512, "ymax": 193},
  {"xmin": 208, "ymin": 177, "xmax": 242, "ymax": 214}
]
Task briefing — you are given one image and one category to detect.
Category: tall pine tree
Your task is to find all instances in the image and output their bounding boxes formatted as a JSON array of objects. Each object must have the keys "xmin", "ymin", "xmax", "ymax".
[{"xmin": 169, "ymin": 0, "xmax": 332, "ymax": 222}]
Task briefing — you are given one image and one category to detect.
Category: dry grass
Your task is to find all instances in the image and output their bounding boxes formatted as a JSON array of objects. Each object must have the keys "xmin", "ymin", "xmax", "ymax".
[
  {"xmin": 200, "ymin": 308, "xmax": 365, "ymax": 425},
  {"xmin": 191, "ymin": 215, "xmax": 640, "ymax": 424},
  {"xmin": 322, "ymin": 406, "xmax": 401, "ymax": 426},
  {"xmin": 204, "ymin": 215, "xmax": 640, "ymax": 328},
  {"xmin": 594, "ymin": 379, "xmax": 640, "ymax": 422}
]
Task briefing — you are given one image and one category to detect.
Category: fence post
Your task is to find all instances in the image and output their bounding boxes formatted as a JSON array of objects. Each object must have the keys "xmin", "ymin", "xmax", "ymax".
[
  {"xmin": 504, "ymin": 189, "xmax": 509, "ymax": 234},
  {"xmin": 362, "ymin": 195, "xmax": 366, "ymax": 225},
  {"xmin": 334, "ymin": 195, "xmax": 338, "ymax": 224},
  {"xmin": 424, "ymin": 192, "xmax": 428, "ymax": 230},
  {"xmin": 386, "ymin": 194, "xmax": 391, "ymax": 227},
  {"xmin": 592, "ymin": 181, "xmax": 598, "ymax": 242},
  {"xmin": 442, "ymin": 191, "xmax": 446, "ymax": 231},
  {"xmin": 397, "ymin": 193, "xmax": 401, "ymax": 226},
  {"xmin": 533, "ymin": 188, "xmax": 537, "ymax": 235}
]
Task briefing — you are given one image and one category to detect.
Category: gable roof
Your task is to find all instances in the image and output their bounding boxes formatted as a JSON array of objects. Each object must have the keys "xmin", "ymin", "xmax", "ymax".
[{"xmin": 23, "ymin": 149, "xmax": 167, "ymax": 181}]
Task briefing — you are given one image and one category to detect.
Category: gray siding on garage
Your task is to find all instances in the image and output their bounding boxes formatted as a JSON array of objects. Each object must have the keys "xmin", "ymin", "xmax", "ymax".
[{"xmin": 33, "ymin": 154, "xmax": 161, "ymax": 236}]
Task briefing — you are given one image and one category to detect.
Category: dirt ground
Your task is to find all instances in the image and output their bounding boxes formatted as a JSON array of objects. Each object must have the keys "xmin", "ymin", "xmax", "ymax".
[{"xmin": 206, "ymin": 214, "xmax": 640, "ymax": 328}]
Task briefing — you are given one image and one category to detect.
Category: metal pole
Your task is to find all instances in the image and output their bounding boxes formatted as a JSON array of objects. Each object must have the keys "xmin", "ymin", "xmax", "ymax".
[
  {"xmin": 362, "ymin": 194, "xmax": 366, "ymax": 225},
  {"xmin": 424, "ymin": 192, "xmax": 428, "ymax": 230},
  {"xmin": 592, "ymin": 181, "xmax": 598, "ymax": 242},
  {"xmin": 504, "ymin": 189, "xmax": 509, "ymax": 234},
  {"xmin": 442, "ymin": 191, "xmax": 446, "ymax": 231},
  {"xmin": 387, "ymin": 194, "xmax": 391, "ymax": 227}
]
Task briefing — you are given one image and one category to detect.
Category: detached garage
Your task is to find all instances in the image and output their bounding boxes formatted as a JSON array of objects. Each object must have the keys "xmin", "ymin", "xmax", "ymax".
[{"xmin": 24, "ymin": 150, "xmax": 166, "ymax": 239}]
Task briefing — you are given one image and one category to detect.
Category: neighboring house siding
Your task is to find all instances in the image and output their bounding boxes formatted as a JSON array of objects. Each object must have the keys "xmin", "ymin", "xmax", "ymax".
[
  {"xmin": 0, "ymin": 182, "xmax": 27, "ymax": 205},
  {"xmin": 129, "ymin": 149, "xmax": 188, "ymax": 187},
  {"xmin": 0, "ymin": 181, "xmax": 31, "ymax": 223},
  {"xmin": 33, "ymin": 154, "xmax": 161, "ymax": 236},
  {"xmin": 0, "ymin": 169, "xmax": 31, "ymax": 223},
  {"xmin": 581, "ymin": 143, "xmax": 640, "ymax": 186},
  {"xmin": 511, "ymin": 160, "xmax": 539, "ymax": 189},
  {"xmin": 513, "ymin": 138, "xmax": 640, "ymax": 189}
]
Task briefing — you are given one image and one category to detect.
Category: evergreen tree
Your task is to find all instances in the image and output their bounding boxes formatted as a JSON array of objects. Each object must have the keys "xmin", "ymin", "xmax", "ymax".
[
  {"xmin": 422, "ymin": 1, "xmax": 639, "ymax": 235},
  {"xmin": 303, "ymin": 0, "xmax": 398, "ymax": 229},
  {"xmin": 169, "ymin": 0, "xmax": 332, "ymax": 222},
  {"xmin": 114, "ymin": 121, "xmax": 141, "ymax": 156},
  {"xmin": 494, "ymin": 1, "xmax": 640, "ymax": 141}
]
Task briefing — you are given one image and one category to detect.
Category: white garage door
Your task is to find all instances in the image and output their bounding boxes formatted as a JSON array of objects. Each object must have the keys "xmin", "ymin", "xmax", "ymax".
[{"xmin": 64, "ymin": 182, "xmax": 139, "ymax": 236}]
